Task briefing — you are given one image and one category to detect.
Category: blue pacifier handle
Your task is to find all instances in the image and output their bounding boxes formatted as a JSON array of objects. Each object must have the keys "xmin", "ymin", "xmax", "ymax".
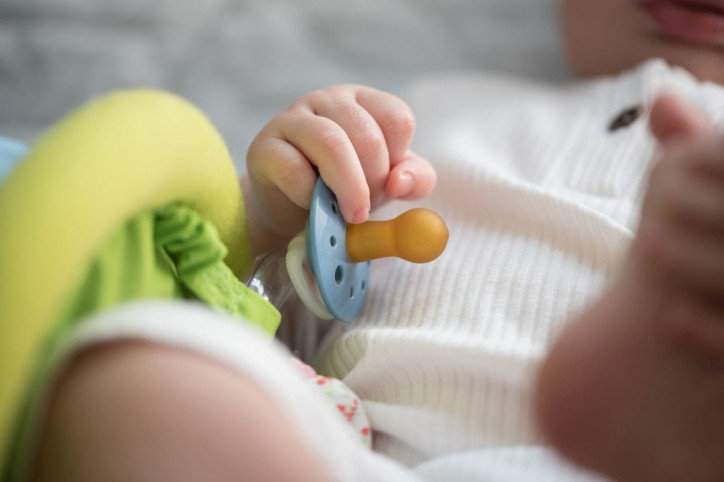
[{"xmin": 305, "ymin": 178, "xmax": 370, "ymax": 321}]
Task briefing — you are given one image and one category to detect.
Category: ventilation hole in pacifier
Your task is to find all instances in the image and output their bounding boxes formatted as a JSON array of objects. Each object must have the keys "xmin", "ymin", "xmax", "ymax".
[
  {"xmin": 329, "ymin": 235, "xmax": 337, "ymax": 247},
  {"xmin": 349, "ymin": 286, "xmax": 354, "ymax": 298},
  {"xmin": 331, "ymin": 202, "xmax": 338, "ymax": 214},
  {"xmin": 361, "ymin": 280, "xmax": 366, "ymax": 291},
  {"xmin": 335, "ymin": 265, "xmax": 344, "ymax": 284}
]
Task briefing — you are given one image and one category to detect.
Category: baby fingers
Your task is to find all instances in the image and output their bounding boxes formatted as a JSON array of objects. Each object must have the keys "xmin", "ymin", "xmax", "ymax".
[
  {"xmin": 353, "ymin": 86, "xmax": 417, "ymax": 165},
  {"xmin": 246, "ymin": 132, "xmax": 319, "ymax": 210},
  {"xmin": 291, "ymin": 85, "xmax": 420, "ymax": 217},
  {"xmin": 650, "ymin": 155, "xmax": 724, "ymax": 233},
  {"xmin": 638, "ymin": 136, "xmax": 724, "ymax": 298},
  {"xmin": 277, "ymin": 105, "xmax": 371, "ymax": 223},
  {"xmin": 246, "ymin": 84, "xmax": 434, "ymax": 232},
  {"xmin": 637, "ymin": 213, "xmax": 724, "ymax": 301},
  {"xmin": 384, "ymin": 151, "xmax": 437, "ymax": 202}
]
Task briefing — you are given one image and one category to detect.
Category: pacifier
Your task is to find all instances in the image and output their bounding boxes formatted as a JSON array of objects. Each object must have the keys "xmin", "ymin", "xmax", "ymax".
[{"xmin": 246, "ymin": 178, "xmax": 448, "ymax": 321}]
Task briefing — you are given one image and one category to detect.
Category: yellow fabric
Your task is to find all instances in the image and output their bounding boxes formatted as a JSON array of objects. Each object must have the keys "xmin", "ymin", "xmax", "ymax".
[{"xmin": 0, "ymin": 90, "xmax": 252, "ymax": 465}]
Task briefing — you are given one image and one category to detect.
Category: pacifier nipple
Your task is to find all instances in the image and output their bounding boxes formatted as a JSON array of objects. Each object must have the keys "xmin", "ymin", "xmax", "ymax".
[{"xmin": 346, "ymin": 208, "xmax": 449, "ymax": 263}]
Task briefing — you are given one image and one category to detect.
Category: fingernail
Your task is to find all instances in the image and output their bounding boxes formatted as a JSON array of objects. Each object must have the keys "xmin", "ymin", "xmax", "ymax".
[
  {"xmin": 352, "ymin": 207, "xmax": 369, "ymax": 224},
  {"xmin": 396, "ymin": 171, "xmax": 415, "ymax": 198}
]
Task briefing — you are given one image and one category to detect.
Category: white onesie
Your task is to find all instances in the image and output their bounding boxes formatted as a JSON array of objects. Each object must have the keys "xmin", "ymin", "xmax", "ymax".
[{"xmin": 32, "ymin": 59, "xmax": 724, "ymax": 481}]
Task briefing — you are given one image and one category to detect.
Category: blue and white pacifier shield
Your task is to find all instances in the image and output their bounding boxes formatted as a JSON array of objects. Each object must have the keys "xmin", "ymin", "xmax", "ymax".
[{"xmin": 306, "ymin": 178, "xmax": 370, "ymax": 321}]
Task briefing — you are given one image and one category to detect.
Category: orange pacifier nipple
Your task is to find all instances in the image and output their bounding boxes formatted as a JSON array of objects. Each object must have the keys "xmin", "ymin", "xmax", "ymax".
[
  {"xmin": 291, "ymin": 179, "xmax": 449, "ymax": 321},
  {"xmin": 346, "ymin": 208, "xmax": 449, "ymax": 263}
]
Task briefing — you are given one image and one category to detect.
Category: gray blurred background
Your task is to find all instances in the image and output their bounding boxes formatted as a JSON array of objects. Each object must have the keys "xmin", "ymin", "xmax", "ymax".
[{"xmin": 0, "ymin": 0, "xmax": 566, "ymax": 170}]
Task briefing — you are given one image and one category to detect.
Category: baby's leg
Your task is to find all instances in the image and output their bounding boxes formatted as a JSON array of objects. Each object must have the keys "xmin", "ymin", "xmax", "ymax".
[
  {"xmin": 535, "ymin": 94, "xmax": 724, "ymax": 482},
  {"xmin": 34, "ymin": 341, "xmax": 333, "ymax": 482}
]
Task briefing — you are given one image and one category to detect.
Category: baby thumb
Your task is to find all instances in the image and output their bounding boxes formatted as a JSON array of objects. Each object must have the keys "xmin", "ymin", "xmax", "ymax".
[{"xmin": 649, "ymin": 92, "xmax": 715, "ymax": 145}]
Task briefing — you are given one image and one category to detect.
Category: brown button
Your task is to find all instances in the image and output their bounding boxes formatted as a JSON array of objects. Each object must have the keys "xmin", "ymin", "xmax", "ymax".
[{"xmin": 608, "ymin": 105, "xmax": 644, "ymax": 132}]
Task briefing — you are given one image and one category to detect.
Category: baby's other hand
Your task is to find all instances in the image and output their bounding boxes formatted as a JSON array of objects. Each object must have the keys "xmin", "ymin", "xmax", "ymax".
[{"xmin": 243, "ymin": 85, "xmax": 436, "ymax": 252}]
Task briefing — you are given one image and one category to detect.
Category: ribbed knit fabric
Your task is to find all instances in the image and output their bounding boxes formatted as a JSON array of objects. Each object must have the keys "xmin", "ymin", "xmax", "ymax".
[{"xmin": 314, "ymin": 59, "xmax": 724, "ymax": 475}]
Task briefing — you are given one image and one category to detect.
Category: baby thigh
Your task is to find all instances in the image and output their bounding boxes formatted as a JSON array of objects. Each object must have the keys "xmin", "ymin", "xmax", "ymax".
[{"xmin": 33, "ymin": 340, "xmax": 332, "ymax": 482}]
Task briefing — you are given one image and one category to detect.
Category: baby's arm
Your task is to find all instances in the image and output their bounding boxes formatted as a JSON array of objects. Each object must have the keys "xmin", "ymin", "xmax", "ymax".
[{"xmin": 241, "ymin": 84, "xmax": 437, "ymax": 255}]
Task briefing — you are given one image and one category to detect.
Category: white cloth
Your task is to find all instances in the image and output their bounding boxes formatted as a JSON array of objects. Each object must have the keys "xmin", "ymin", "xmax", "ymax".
[
  {"xmin": 47, "ymin": 59, "xmax": 724, "ymax": 481},
  {"xmin": 314, "ymin": 59, "xmax": 724, "ymax": 472},
  {"xmin": 50, "ymin": 301, "xmax": 418, "ymax": 482}
]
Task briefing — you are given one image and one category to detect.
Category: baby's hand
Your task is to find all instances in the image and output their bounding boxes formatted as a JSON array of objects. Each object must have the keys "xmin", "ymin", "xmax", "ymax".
[
  {"xmin": 636, "ymin": 93, "xmax": 724, "ymax": 305},
  {"xmin": 243, "ymin": 85, "xmax": 436, "ymax": 253}
]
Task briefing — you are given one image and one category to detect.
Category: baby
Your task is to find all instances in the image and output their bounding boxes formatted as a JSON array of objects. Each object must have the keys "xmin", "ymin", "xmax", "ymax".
[
  {"xmin": 243, "ymin": 0, "xmax": 724, "ymax": 480},
  {"xmin": 26, "ymin": 0, "xmax": 724, "ymax": 481}
]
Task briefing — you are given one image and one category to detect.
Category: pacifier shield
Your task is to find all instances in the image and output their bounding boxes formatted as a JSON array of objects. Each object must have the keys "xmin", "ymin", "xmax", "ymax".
[{"xmin": 306, "ymin": 178, "xmax": 370, "ymax": 321}]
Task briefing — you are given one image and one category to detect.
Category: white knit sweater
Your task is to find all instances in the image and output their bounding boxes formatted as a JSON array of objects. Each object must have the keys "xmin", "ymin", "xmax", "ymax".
[{"xmin": 313, "ymin": 58, "xmax": 724, "ymax": 476}]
